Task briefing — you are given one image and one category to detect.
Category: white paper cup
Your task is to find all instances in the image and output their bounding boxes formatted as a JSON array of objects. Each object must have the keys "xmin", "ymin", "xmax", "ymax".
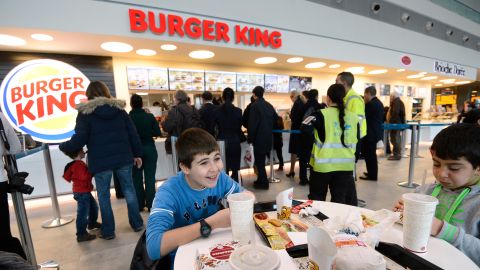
[
  {"xmin": 227, "ymin": 193, "xmax": 255, "ymax": 245},
  {"xmin": 402, "ymin": 193, "xmax": 438, "ymax": 253}
]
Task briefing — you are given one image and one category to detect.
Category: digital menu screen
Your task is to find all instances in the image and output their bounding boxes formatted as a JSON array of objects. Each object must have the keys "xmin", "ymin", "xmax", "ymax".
[
  {"xmin": 205, "ymin": 71, "xmax": 236, "ymax": 92},
  {"xmin": 265, "ymin": 74, "xmax": 290, "ymax": 93},
  {"xmin": 289, "ymin": 76, "xmax": 312, "ymax": 91},
  {"xmin": 237, "ymin": 73, "xmax": 264, "ymax": 92},
  {"xmin": 127, "ymin": 67, "xmax": 149, "ymax": 90},
  {"xmin": 169, "ymin": 68, "xmax": 205, "ymax": 91},
  {"xmin": 148, "ymin": 68, "xmax": 168, "ymax": 90}
]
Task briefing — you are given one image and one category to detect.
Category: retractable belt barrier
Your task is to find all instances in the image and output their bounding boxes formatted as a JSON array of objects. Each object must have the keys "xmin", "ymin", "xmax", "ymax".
[{"xmin": 268, "ymin": 130, "xmax": 300, "ymax": 183}]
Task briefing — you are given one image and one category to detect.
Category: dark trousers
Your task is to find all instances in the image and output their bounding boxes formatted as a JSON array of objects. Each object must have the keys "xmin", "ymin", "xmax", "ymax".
[
  {"xmin": 73, "ymin": 192, "xmax": 99, "ymax": 236},
  {"xmin": 133, "ymin": 144, "xmax": 158, "ymax": 210},
  {"xmin": 254, "ymin": 149, "xmax": 268, "ymax": 185},
  {"xmin": 308, "ymin": 170, "xmax": 357, "ymax": 206},
  {"xmin": 364, "ymin": 140, "xmax": 378, "ymax": 179},
  {"xmin": 299, "ymin": 143, "xmax": 312, "ymax": 182},
  {"xmin": 390, "ymin": 130, "xmax": 402, "ymax": 157},
  {"xmin": 0, "ymin": 182, "xmax": 27, "ymax": 259},
  {"xmin": 275, "ymin": 146, "xmax": 284, "ymax": 168}
]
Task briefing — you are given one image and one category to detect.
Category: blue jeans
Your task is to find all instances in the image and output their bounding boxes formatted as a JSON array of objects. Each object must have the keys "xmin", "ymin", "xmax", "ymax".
[
  {"xmin": 94, "ymin": 164, "xmax": 143, "ymax": 237},
  {"xmin": 73, "ymin": 192, "xmax": 99, "ymax": 236}
]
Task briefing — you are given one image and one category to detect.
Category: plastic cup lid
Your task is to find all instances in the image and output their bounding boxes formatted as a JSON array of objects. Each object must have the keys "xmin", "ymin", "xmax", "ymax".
[
  {"xmin": 229, "ymin": 245, "xmax": 280, "ymax": 270},
  {"xmin": 402, "ymin": 193, "xmax": 438, "ymax": 205}
]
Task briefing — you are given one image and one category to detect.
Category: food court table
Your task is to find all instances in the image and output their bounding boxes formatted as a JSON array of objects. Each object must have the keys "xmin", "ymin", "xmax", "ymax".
[{"xmin": 174, "ymin": 201, "xmax": 478, "ymax": 270}]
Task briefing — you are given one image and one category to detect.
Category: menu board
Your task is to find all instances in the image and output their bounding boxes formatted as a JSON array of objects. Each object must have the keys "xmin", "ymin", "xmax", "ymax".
[
  {"xmin": 364, "ymin": 82, "xmax": 376, "ymax": 89},
  {"xmin": 169, "ymin": 68, "xmax": 205, "ymax": 91},
  {"xmin": 205, "ymin": 71, "xmax": 236, "ymax": 92},
  {"xmin": 289, "ymin": 76, "xmax": 312, "ymax": 91},
  {"xmin": 394, "ymin": 85, "xmax": 404, "ymax": 96},
  {"xmin": 148, "ymin": 68, "xmax": 168, "ymax": 90},
  {"xmin": 127, "ymin": 67, "xmax": 149, "ymax": 90},
  {"xmin": 265, "ymin": 74, "xmax": 290, "ymax": 93},
  {"xmin": 379, "ymin": 84, "xmax": 391, "ymax": 96},
  {"xmin": 407, "ymin": 86, "xmax": 414, "ymax": 97},
  {"xmin": 236, "ymin": 73, "xmax": 264, "ymax": 92}
]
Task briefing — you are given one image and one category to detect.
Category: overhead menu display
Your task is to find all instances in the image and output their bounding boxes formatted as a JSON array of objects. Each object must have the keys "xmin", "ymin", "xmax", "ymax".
[
  {"xmin": 127, "ymin": 67, "xmax": 149, "ymax": 90},
  {"xmin": 148, "ymin": 68, "xmax": 168, "ymax": 90},
  {"xmin": 205, "ymin": 71, "xmax": 236, "ymax": 92},
  {"xmin": 289, "ymin": 76, "xmax": 312, "ymax": 91},
  {"xmin": 265, "ymin": 74, "xmax": 289, "ymax": 93},
  {"xmin": 237, "ymin": 73, "xmax": 264, "ymax": 92},
  {"xmin": 169, "ymin": 68, "xmax": 205, "ymax": 91}
]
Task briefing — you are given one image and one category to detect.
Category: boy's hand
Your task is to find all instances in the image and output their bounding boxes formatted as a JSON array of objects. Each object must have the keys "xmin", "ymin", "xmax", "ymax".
[
  {"xmin": 393, "ymin": 198, "xmax": 404, "ymax": 213},
  {"xmin": 205, "ymin": 208, "xmax": 231, "ymax": 230},
  {"xmin": 134, "ymin": 157, "xmax": 142, "ymax": 168},
  {"xmin": 431, "ymin": 217, "xmax": 443, "ymax": 236}
]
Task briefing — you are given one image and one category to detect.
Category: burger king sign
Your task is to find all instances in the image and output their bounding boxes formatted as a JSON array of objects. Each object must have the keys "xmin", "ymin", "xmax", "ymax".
[{"xmin": 0, "ymin": 59, "xmax": 90, "ymax": 143}]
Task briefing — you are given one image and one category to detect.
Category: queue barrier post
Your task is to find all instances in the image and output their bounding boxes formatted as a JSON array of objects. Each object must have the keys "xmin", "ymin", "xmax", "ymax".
[
  {"xmin": 398, "ymin": 125, "xmax": 420, "ymax": 188},
  {"xmin": 269, "ymin": 130, "xmax": 281, "ymax": 183},
  {"xmin": 41, "ymin": 144, "xmax": 74, "ymax": 228},
  {"xmin": 382, "ymin": 129, "xmax": 389, "ymax": 157},
  {"xmin": 400, "ymin": 129, "xmax": 408, "ymax": 158}
]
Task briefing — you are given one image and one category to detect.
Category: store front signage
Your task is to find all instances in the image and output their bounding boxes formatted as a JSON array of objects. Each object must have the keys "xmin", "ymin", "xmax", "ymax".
[
  {"xmin": 0, "ymin": 59, "xmax": 90, "ymax": 143},
  {"xmin": 434, "ymin": 61, "xmax": 466, "ymax": 77},
  {"xmin": 129, "ymin": 9, "xmax": 282, "ymax": 49}
]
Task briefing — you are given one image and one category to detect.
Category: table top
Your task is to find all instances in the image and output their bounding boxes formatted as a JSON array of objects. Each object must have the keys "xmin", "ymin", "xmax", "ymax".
[{"xmin": 174, "ymin": 201, "xmax": 478, "ymax": 270}]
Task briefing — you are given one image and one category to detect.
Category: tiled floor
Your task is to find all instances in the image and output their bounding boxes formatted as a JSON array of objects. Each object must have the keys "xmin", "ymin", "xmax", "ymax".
[{"xmin": 9, "ymin": 143, "xmax": 437, "ymax": 269}]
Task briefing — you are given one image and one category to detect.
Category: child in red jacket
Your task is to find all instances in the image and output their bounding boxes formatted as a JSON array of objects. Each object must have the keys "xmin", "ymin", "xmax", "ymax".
[{"xmin": 63, "ymin": 149, "xmax": 101, "ymax": 242}]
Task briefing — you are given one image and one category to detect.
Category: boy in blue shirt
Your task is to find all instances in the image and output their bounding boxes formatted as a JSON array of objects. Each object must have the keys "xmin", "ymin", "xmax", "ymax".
[
  {"xmin": 394, "ymin": 124, "xmax": 480, "ymax": 266},
  {"xmin": 146, "ymin": 128, "xmax": 243, "ymax": 265}
]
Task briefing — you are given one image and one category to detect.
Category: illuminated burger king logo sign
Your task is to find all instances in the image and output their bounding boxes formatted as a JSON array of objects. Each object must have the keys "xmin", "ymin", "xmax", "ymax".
[{"xmin": 0, "ymin": 59, "xmax": 89, "ymax": 143}]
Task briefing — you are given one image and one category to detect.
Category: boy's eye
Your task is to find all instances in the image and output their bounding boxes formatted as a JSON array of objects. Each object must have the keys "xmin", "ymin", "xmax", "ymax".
[
  {"xmin": 433, "ymin": 163, "xmax": 440, "ymax": 167},
  {"xmin": 448, "ymin": 167, "xmax": 461, "ymax": 171}
]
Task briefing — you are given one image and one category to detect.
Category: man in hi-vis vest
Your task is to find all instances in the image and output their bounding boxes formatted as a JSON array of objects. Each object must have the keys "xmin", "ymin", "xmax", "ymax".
[{"xmin": 304, "ymin": 84, "xmax": 359, "ymax": 206}]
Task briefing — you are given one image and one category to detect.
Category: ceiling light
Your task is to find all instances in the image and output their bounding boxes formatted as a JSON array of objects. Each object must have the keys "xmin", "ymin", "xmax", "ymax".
[
  {"xmin": 396, "ymin": 68, "xmax": 405, "ymax": 72},
  {"xmin": 161, "ymin": 44, "xmax": 177, "ymax": 51},
  {"xmin": 368, "ymin": 69, "xmax": 388, "ymax": 75},
  {"xmin": 136, "ymin": 92, "xmax": 148, "ymax": 96},
  {"xmin": 440, "ymin": 79, "xmax": 455, "ymax": 83},
  {"xmin": 446, "ymin": 29, "xmax": 453, "ymax": 36},
  {"xmin": 305, "ymin": 62, "xmax": 326, "ymax": 69},
  {"xmin": 407, "ymin": 74, "xmax": 425, "ymax": 79},
  {"xmin": 455, "ymin": 81, "xmax": 471, "ymax": 85},
  {"xmin": 345, "ymin": 66, "xmax": 365, "ymax": 74},
  {"xmin": 286, "ymin": 57, "xmax": 303, "ymax": 63},
  {"xmin": 419, "ymin": 72, "xmax": 427, "ymax": 75},
  {"xmin": 0, "ymin": 34, "xmax": 26, "ymax": 46},
  {"xmin": 255, "ymin": 57, "xmax": 277, "ymax": 64},
  {"xmin": 434, "ymin": 84, "xmax": 443, "ymax": 87},
  {"xmin": 136, "ymin": 49, "xmax": 157, "ymax": 56},
  {"xmin": 101, "ymin": 41, "xmax": 133, "ymax": 53},
  {"xmin": 329, "ymin": 64, "xmax": 341, "ymax": 69},
  {"xmin": 189, "ymin": 50, "xmax": 215, "ymax": 59},
  {"xmin": 421, "ymin": 76, "xmax": 438, "ymax": 80},
  {"xmin": 462, "ymin": 35, "xmax": 470, "ymax": 43},
  {"xmin": 425, "ymin": 21, "xmax": 434, "ymax": 31},
  {"xmin": 31, "ymin": 33, "xmax": 53, "ymax": 41},
  {"xmin": 401, "ymin": 13, "xmax": 410, "ymax": 23},
  {"xmin": 371, "ymin": 3, "xmax": 381, "ymax": 14}
]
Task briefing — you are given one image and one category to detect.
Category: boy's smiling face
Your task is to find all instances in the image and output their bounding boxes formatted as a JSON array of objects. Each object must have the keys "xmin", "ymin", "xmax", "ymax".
[
  {"xmin": 432, "ymin": 152, "xmax": 480, "ymax": 190},
  {"xmin": 181, "ymin": 151, "xmax": 224, "ymax": 190}
]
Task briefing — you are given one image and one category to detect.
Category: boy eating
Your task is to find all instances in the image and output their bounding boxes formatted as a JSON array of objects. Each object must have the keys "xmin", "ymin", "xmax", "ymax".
[
  {"xmin": 394, "ymin": 124, "xmax": 480, "ymax": 266},
  {"xmin": 146, "ymin": 128, "xmax": 243, "ymax": 266}
]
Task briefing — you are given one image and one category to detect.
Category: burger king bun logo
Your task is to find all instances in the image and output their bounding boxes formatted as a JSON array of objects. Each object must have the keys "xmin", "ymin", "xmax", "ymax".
[{"xmin": 0, "ymin": 59, "xmax": 90, "ymax": 143}]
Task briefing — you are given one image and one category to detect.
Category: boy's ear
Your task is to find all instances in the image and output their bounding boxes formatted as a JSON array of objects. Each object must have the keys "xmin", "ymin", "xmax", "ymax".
[{"xmin": 179, "ymin": 163, "xmax": 190, "ymax": 175}]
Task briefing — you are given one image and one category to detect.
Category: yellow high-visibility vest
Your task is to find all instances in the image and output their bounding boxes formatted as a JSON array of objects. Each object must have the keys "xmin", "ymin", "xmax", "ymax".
[{"xmin": 344, "ymin": 88, "xmax": 366, "ymax": 138}]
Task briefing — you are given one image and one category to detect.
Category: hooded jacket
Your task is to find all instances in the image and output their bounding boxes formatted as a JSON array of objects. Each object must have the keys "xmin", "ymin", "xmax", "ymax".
[{"xmin": 59, "ymin": 97, "xmax": 143, "ymax": 174}]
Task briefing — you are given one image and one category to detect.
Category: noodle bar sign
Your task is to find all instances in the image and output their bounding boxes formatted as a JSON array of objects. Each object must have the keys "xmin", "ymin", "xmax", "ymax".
[{"xmin": 129, "ymin": 9, "xmax": 283, "ymax": 49}]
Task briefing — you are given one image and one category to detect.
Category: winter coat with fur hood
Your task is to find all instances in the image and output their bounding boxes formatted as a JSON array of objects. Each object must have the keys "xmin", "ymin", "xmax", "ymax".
[{"xmin": 59, "ymin": 97, "xmax": 143, "ymax": 174}]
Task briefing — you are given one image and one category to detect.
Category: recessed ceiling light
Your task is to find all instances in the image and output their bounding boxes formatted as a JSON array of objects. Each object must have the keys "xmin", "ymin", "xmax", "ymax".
[
  {"xmin": 189, "ymin": 50, "xmax": 215, "ymax": 59},
  {"xmin": 434, "ymin": 84, "xmax": 443, "ymax": 87},
  {"xmin": 161, "ymin": 44, "xmax": 177, "ymax": 51},
  {"xmin": 305, "ymin": 62, "xmax": 326, "ymax": 69},
  {"xmin": 396, "ymin": 69, "xmax": 405, "ymax": 72},
  {"xmin": 455, "ymin": 81, "xmax": 470, "ymax": 85},
  {"xmin": 136, "ymin": 92, "xmax": 149, "ymax": 96},
  {"xmin": 368, "ymin": 69, "xmax": 388, "ymax": 74},
  {"xmin": 329, "ymin": 64, "xmax": 341, "ymax": 69},
  {"xmin": 407, "ymin": 74, "xmax": 425, "ymax": 79},
  {"xmin": 345, "ymin": 66, "xmax": 365, "ymax": 74},
  {"xmin": 440, "ymin": 79, "xmax": 456, "ymax": 83},
  {"xmin": 419, "ymin": 72, "xmax": 428, "ymax": 75},
  {"xmin": 136, "ymin": 49, "xmax": 157, "ymax": 56},
  {"xmin": 101, "ymin": 41, "xmax": 133, "ymax": 53},
  {"xmin": 287, "ymin": 57, "xmax": 303, "ymax": 63},
  {"xmin": 0, "ymin": 34, "xmax": 26, "ymax": 46},
  {"xmin": 31, "ymin": 33, "xmax": 54, "ymax": 41},
  {"xmin": 255, "ymin": 57, "xmax": 277, "ymax": 64},
  {"xmin": 421, "ymin": 76, "xmax": 438, "ymax": 80}
]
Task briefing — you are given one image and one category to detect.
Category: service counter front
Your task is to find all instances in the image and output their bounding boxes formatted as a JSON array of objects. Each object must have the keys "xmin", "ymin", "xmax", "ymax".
[{"xmin": 17, "ymin": 134, "xmax": 292, "ymax": 198}]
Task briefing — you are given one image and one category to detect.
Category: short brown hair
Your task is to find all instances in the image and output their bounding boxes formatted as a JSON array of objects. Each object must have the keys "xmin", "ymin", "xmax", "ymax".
[
  {"xmin": 86, "ymin": 81, "xmax": 111, "ymax": 100},
  {"xmin": 176, "ymin": 128, "xmax": 219, "ymax": 168}
]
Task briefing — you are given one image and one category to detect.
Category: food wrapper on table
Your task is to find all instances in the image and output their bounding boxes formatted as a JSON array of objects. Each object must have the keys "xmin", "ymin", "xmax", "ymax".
[{"xmin": 195, "ymin": 241, "xmax": 241, "ymax": 270}]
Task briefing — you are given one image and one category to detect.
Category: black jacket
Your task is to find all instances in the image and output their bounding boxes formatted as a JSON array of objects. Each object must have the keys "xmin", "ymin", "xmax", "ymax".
[
  {"xmin": 199, "ymin": 102, "xmax": 218, "ymax": 136},
  {"xmin": 290, "ymin": 97, "xmax": 304, "ymax": 130},
  {"xmin": 365, "ymin": 97, "xmax": 384, "ymax": 143},
  {"xmin": 388, "ymin": 97, "xmax": 406, "ymax": 124},
  {"xmin": 248, "ymin": 98, "xmax": 277, "ymax": 153},
  {"xmin": 214, "ymin": 103, "xmax": 243, "ymax": 171}
]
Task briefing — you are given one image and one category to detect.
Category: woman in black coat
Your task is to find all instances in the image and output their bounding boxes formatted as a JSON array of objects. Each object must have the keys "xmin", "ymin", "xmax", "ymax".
[
  {"xmin": 214, "ymin": 88, "xmax": 243, "ymax": 181},
  {"xmin": 287, "ymin": 91, "xmax": 304, "ymax": 177}
]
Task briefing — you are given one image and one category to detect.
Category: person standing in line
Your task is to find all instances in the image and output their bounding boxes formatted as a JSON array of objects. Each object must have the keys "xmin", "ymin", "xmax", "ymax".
[
  {"xmin": 199, "ymin": 91, "xmax": 218, "ymax": 136},
  {"xmin": 248, "ymin": 86, "xmax": 277, "ymax": 190},
  {"xmin": 360, "ymin": 86, "xmax": 384, "ymax": 181},
  {"xmin": 242, "ymin": 95, "xmax": 255, "ymax": 130},
  {"xmin": 306, "ymin": 84, "xmax": 359, "ymax": 205},
  {"xmin": 60, "ymin": 81, "xmax": 144, "ymax": 240},
  {"xmin": 273, "ymin": 112, "xmax": 285, "ymax": 171},
  {"xmin": 129, "ymin": 94, "xmax": 162, "ymax": 212},
  {"xmin": 214, "ymin": 88, "xmax": 243, "ymax": 181},
  {"xmin": 286, "ymin": 91, "xmax": 304, "ymax": 178},
  {"xmin": 387, "ymin": 91, "xmax": 406, "ymax": 160},
  {"xmin": 336, "ymin": 72, "xmax": 366, "ymax": 206}
]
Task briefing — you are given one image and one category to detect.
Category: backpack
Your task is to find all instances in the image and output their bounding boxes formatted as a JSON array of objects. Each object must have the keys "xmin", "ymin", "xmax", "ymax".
[
  {"xmin": 130, "ymin": 231, "xmax": 171, "ymax": 270},
  {"xmin": 176, "ymin": 107, "xmax": 204, "ymax": 135}
]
